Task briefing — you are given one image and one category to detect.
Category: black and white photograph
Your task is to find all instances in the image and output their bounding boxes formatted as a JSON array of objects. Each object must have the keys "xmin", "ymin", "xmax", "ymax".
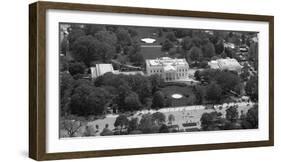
[{"xmin": 59, "ymin": 23, "xmax": 259, "ymax": 138}]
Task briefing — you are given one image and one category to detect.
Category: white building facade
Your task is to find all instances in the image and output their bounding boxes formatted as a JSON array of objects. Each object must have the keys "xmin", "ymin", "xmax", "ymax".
[
  {"xmin": 90, "ymin": 64, "xmax": 144, "ymax": 79},
  {"xmin": 146, "ymin": 57, "xmax": 189, "ymax": 82},
  {"xmin": 208, "ymin": 58, "xmax": 242, "ymax": 73}
]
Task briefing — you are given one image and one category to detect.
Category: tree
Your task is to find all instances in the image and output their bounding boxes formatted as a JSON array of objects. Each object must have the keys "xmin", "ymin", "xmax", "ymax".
[
  {"xmin": 205, "ymin": 82, "xmax": 222, "ymax": 103},
  {"xmin": 194, "ymin": 70, "xmax": 201, "ymax": 81},
  {"xmin": 68, "ymin": 28, "xmax": 85, "ymax": 50},
  {"xmin": 129, "ymin": 52, "xmax": 144, "ymax": 66},
  {"xmin": 152, "ymin": 112, "xmax": 166, "ymax": 125},
  {"xmin": 71, "ymin": 35, "xmax": 114, "ymax": 66},
  {"xmin": 166, "ymin": 32, "xmax": 177, "ymax": 42},
  {"xmin": 86, "ymin": 88, "xmax": 111, "ymax": 115},
  {"xmin": 60, "ymin": 115, "xmax": 84, "ymax": 137},
  {"xmin": 245, "ymin": 76, "xmax": 258, "ymax": 101},
  {"xmin": 181, "ymin": 36, "xmax": 193, "ymax": 51},
  {"xmin": 215, "ymin": 39, "xmax": 224, "ymax": 55},
  {"xmin": 225, "ymin": 47, "xmax": 235, "ymax": 58},
  {"xmin": 116, "ymin": 29, "xmax": 132, "ymax": 49},
  {"xmin": 139, "ymin": 114, "xmax": 159, "ymax": 133},
  {"xmin": 226, "ymin": 106, "xmax": 239, "ymax": 122},
  {"xmin": 115, "ymin": 83, "xmax": 132, "ymax": 111},
  {"xmin": 70, "ymin": 82, "xmax": 110, "ymax": 116},
  {"xmin": 200, "ymin": 112, "xmax": 223, "ymax": 131},
  {"xmin": 248, "ymin": 42, "xmax": 258, "ymax": 61},
  {"xmin": 194, "ymin": 85, "xmax": 204, "ymax": 105},
  {"xmin": 124, "ymin": 92, "xmax": 142, "ymax": 111},
  {"xmin": 151, "ymin": 91, "xmax": 165, "ymax": 109},
  {"xmin": 240, "ymin": 64, "xmax": 251, "ymax": 81},
  {"xmin": 60, "ymin": 36, "xmax": 68, "ymax": 55},
  {"xmin": 189, "ymin": 46, "xmax": 203, "ymax": 61},
  {"xmin": 215, "ymin": 71, "xmax": 241, "ymax": 93},
  {"xmin": 148, "ymin": 74, "xmax": 164, "ymax": 94},
  {"xmin": 114, "ymin": 115, "xmax": 129, "ymax": 134},
  {"xmin": 192, "ymin": 36, "xmax": 202, "ymax": 47},
  {"xmin": 168, "ymin": 114, "xmax": 175, "ymax": 125},
  {"xmin": 202, "ymin": 41, "xmax": 216, "ymax": 58},
  {"xmin": 127, "ymin": 75, "xmax": 152, "ymax": 103},
  {"xmin": 159, "ymin": 124, "xmax": 169, "ymax": 133},
  {"xmin": 100, "ymin": 124, "xmax": 114, "ymax": 136},
  {"xmin": 161, "ymin": 39, "xmax": 173, "ymax": 52},
  {"xmin": 128, "ymin": 28, "xmax": 138, "ymax": 37},
  {"xmin": 83, "ymin": 125, "xmax": 97, "ymax": 137},
  {"xmin": 69, "ymin": 80, "xmax": 94, "ymax": 116},
  {"xmin": 174, "ymin": 29, "xmax": 191, "ymax": 38},
  {"xmin": 60, "ymin": 56, "xmax": 69, "ymax": 72},
  {"xmin": 94, "ymin": 30, "xmax": 117, "ymax": 46},
  {"xmin": 60, "ymin": 72, "xmax": 74, "ymax": 115},
  {"xmin": 128, "ymin": 118, "xmax": 139, "ymax": 133},
  {"xmin": 68, "ymin": 61, "xmax": 86, "ymax": 76},
  {"xmin": 242, "ymin": 105, "xmax": 258, "ymax": 129},
  {"xmin": 84, "ymin": 24, "xmax": 105, "ymax": 36}
]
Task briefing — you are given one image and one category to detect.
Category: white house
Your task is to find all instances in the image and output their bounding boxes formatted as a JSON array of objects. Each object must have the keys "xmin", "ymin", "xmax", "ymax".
[{"xmin": 146, "ymin": 57, "xmax": 189, "ymax": 82}]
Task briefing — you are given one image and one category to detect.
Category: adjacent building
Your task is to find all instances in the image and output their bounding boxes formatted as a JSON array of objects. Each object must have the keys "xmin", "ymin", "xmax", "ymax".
[
  {"xmin": 208, "ymin": 58, "xmax": 242, "ymax": 73},
  {"xmin": 146, "ymin": 57, "xmax": 189, "ymax": 82},
  {"xmin": 90, "ymin": 64, "xmax": 144, "ymax": 79}
]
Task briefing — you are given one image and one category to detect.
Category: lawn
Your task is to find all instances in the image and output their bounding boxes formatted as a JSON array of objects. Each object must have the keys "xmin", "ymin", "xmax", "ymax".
[
  {"xmin": 161, "ymin": 85, "xmax": 197, "ymax": 107},
  {"xmin": 140, "ymin": 46, "xmax": 165, "ymax": 60}
]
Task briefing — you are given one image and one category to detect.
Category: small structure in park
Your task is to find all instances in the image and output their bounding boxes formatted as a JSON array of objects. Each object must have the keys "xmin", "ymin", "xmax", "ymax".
[
  {"xmin": 208, "ymin": 58, "xmax": 242, "ymax": 73},
  {"xmin": 140, "ymin": 38, "xmax": 156, "ymax": 44},
  {"xmin": 146, "ymin": 57, "xmax": 189, "ymax": 82}
]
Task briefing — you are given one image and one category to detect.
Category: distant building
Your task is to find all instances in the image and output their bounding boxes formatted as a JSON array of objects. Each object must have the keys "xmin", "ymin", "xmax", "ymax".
[
  {"xmin": 208, "ymin": 58, "xmax": 242, "ymax": 73},
  {"xmin": 90, "ymin": 64, "xmax": 144, "ymax": 79},
  {"xmin": 146, "ymin": 57, "xmax": 189, "ymax": 82},
  {"xmin": 90, "ymin": 64, "xmax": 116, "ymax": 78}
]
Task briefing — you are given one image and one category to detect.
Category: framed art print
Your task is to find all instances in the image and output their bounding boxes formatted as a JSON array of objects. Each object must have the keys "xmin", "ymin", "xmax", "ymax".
[{"xmin": 29, "ymin": 1, "xmax": 274, "ymax": 160}]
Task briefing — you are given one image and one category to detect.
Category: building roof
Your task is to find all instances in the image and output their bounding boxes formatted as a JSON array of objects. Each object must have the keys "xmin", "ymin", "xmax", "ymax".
[
  {"xmin": 146, "ymin": 57, "xmax": 188, "ymax": 68},
  {"xmin": 208, "ymin": 58, "xmax": 242, "ymax": 71},
  {"xmin": 96, "ymin": 64, "xmax": 114, "ymax": 76},
  {"xmin": 163, "ymin": 64, "xmax": 176, "ymax": 72}
]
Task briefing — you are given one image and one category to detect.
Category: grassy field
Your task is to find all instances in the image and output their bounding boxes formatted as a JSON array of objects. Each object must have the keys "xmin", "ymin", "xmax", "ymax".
[
  {"xmin": 140, "ymin": 46, "xmax": 165, "ymax": 60},
  {"xmin": 161, "ymin": 85, "xmax": 197, "ymax": 107}
]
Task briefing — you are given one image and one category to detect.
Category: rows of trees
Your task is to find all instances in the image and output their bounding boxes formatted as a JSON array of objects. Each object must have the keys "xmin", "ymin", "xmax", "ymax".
[
  {"xmin": 113, "ymin": 112, "xmax": 179, "ymax": 135},
  {"xmin": 200, "ymin": 104, "xmax": 258, "ymax": 131}
]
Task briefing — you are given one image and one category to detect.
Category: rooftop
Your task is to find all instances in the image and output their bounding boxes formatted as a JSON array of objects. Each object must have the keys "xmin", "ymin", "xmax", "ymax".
[
  {"xmin": 146, "ymin": 57, "xmax": 188, "ymax": 67},
  {"xmin": 208, "ymin": 58, "xmax": 242, "ymax": 71}
]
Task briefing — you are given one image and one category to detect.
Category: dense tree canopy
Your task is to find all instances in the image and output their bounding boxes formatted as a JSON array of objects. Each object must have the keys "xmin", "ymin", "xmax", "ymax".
[
  {"xmin": 226, "ymin": 106, "xmax": 239, "ymax": 122},
  {"xmin": 139, "ymin": 114, "xmax": 159, "ymax": 134},
  {"xmin": 151, "ymin": 91, "xmax": 165, "ymax": 109},
  {"xmin": 189, "ymin": 46, "xmax": 203, "ymax": 62},
  {"xmin": 205, "ymin": 82, "xmax": 222, "ymax": 103},
  {"xmin": 69, "ymin": 80, "xmax": 110, "ymax": 116},
  {"xmin": 124, "ymin": 92, "xmax": 142, "ymax": 111},
  {"xmin": 161, "ymin": 39, "xmax": 174, "ymax": 52},
  {"xmin": 114, "ymin": 115, "xmax": 129, "ymax": 133},
  {"xmin": 242, "ymin": 105, "xmax": 258, "ymax": 129},
  {"xmin": 152, "ymin": 112, "xmax": 166, "ymax": 125},
  {"xmin": 68, "ymin": 61, "xmax": 86, "ymax": 76},
  {"xmin": 71, "ymin": 35, "xmax": 115, "ymax": 66},
  {"xmin": 245, "ymin": 76, "xmax": 258, "ymax": 101},
  {"xmin": 202, "ymin": 41, "xmax": 216, "ymax": 58}
]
